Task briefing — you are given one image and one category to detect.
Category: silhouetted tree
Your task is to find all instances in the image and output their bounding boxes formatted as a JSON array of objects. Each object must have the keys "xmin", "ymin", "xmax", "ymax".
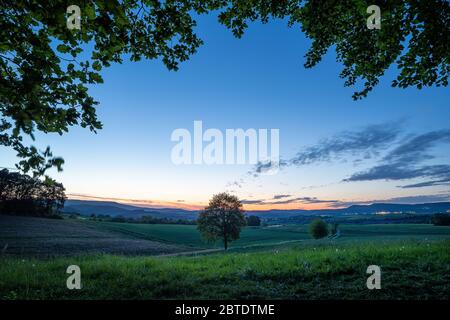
[
  {"xmin": 197, "ymin": 193, "xmax": 247, "ymax": 250},
  {"xmin": 0, "ymin": 169, "xmax": 66, "ymax": 217},
  {"xmin": 2, "ymin": 1, "xmax": 448, "ymax": 174}
]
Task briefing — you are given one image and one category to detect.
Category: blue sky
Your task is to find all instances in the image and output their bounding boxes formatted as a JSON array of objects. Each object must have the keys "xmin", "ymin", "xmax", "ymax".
[{"xmin": 1, "ymin": 14, "xmax": 450, "ymax": 210}]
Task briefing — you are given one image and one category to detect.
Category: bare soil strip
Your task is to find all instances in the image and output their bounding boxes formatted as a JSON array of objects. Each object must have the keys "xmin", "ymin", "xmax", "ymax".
[{"xmin": 0, "ymin": 215, "xmax": 195, "ymax": 257}]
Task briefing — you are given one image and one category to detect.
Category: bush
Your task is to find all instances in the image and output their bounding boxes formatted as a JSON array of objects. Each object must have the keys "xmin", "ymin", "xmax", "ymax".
[
  {"xmin": 246, "ymin": 215, "xmax": 261, "ymax": 226},
  {"xmin": 309, "ymin": 218, "xmax": 329, "ymax": 239},
  {"xmin": 432, "ymin": 213, "xmax": 450, "ymax": 226}
]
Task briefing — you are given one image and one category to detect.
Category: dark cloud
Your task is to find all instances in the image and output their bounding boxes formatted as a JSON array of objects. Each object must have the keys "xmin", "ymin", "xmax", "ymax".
[
  {"xmin": 345, "ymin": 130, "xmax": 450, "ymax": 188},
  {"xmin": 289, "ymin": 122, "xmax": 402, "ymax": 166},
  {"xmin": 315, "ymin": 193, "xmax": 450, "ymax": 207},
  {"xmin": 241, "ymin": 199, "xmax": 265, "ymax": 204},
  {"xmin": 250, "ymin": 122, "xmax": 402, "ymax": 177},
  {"xmin": 266, "ymin": 198, "xmax": 300, "ymax": 205},
  {"xmin": 242, "ymin": 196, "xmax": 342, "ymax": 206},
  {"xmin": 372, "ymin": 193, "xmax": 450, "ymax": 204},
  {"xmin": 252, "ymin": 159, "xmax": 287, "ymax": 176},
  {"xmin": 399, "ymin": 177, "xmax": 450, "ymax": 189},
  {"xmin": 345, "ymin": 164, "xmax": 450, "ymax": 182},
  {"xmin": 384, "ymin": 130, "xmax": 450, "ymax": 164},
  {"xmin": 294, "ymin": 197, "xmax": 340, "ymax": 204},
  {"xmin": 273, "ymin": 194, "xmax": 291, "ymax": 199},
  {"xmin": 242, "ymin": 193, "xmax": 450, "ymax": 208},
  {"xmin": 244, "ymin": 124, "xmax": 450, "ymax": 191}
]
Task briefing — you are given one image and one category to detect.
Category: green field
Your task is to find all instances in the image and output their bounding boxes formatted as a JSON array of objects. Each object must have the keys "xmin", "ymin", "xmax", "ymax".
[
  {"xmin": 1, "ymin": 216, "xmax": 450, "ymax": 299},
  {"xmin": 87, "ymin": 221, "xmax": 313, "ymax": 249},
  {"xmin": 1, "ymin": 240, "xmax": 449, "ymax": 299},
  {"xmin": 88, "ymin": 220, "xmax": 450, "ymax": 250}
]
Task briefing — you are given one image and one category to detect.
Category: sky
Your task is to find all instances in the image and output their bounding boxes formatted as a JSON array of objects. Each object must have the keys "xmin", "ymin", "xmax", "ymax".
[{"xmin": 1, "ymin": 14, "xmax": 450, "ymax": 211}]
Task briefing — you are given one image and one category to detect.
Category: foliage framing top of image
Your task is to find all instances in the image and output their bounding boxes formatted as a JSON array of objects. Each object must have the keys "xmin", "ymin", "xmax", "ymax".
[{"xmin": 1, "ymin": 0, "xmax": 449, "ymax": 175}]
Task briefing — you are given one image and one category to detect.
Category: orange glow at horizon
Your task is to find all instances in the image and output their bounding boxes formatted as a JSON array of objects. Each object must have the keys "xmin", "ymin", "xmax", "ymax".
[
  {"xmin": 68, "ymin": 194, "xmax": 205, "ymax": 211},
  {"xmin": 68, "ymin": 193, "xmax": 344, "ymax": 211}
]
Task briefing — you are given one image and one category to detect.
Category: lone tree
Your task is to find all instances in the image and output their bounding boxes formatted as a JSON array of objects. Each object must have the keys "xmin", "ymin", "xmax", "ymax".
[
  {"xmin": 309, "ymin": 218, "xmax": 329, "ymax": 239},
  {"xmin": 197, "ymin": 192, "xmax": 247, "ymax": 250}
]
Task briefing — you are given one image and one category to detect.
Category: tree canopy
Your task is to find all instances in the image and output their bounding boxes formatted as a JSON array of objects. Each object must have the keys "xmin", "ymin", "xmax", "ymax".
[
  {"xmin": 1, "ymin": 0, "xmax": 448, "ymax": 174},
  {"xmin": 0, "ymin": 169, "xmax": 66, "ymax": 217},
  {"xmin": 197, "ymin": 192, "xmax": 247, "ymax": 249}
]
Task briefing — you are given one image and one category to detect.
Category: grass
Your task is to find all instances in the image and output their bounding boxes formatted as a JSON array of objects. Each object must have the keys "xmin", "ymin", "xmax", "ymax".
[
  {"xmin": 87, "ymin": 221, "xmax": 314, "ymax": 248},
  {"xmin": 1, "ymin": 240, "xmax": 449, "ymax": 300},
  {"xmin": 88, "ymin": 221, "xmax": 450, "ymax": 249}
]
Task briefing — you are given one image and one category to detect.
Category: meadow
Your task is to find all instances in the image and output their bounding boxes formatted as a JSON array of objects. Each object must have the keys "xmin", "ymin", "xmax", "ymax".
[
  {"xmin": 1, "ymin": 215, "xmax": 449, "ymax": 299},
  {"xmin": 88, "ymin": 220, "xmax": 450, "ymax": 250},
  {"xmin": 1, "ymin": 240, "xmax": 449, "ymax": 299}
]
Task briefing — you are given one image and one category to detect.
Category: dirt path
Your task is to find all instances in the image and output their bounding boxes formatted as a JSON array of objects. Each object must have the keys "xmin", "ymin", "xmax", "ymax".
[
  {"xmin": 157, "ymin": 248, "xmax": 223, "ymax": 257},
  {"xmin": 157, "ymin": 239, "xmax": 308, "ymax": 257}
]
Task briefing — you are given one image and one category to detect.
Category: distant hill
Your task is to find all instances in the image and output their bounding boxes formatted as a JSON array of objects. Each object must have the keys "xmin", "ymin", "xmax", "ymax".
[
  {"xmin": 64, "ymin": 200, "xmax": 450, "ymax": 221},
  {"xmin": 63, "ymin": 200, "xmax": 198, "ymax": 220},
  {"xmin": 248, "ymin": 202, "xmax": 450, "ymax": 219}
]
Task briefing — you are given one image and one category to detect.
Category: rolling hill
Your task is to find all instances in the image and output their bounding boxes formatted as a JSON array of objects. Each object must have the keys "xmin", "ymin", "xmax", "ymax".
[
  {"xmin": 63, "ymin": 200, "xmax": 450, "ymax": 221},
  {"xmin": 63, "ymin": 200, "xmax": 198, "ymax": 220}
]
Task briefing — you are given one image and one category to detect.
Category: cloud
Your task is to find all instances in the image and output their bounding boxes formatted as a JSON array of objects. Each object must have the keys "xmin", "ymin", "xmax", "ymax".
[
  {"xmin": 377, "ymin": 193, "xmax": 450, "ymax": 204},
  {"xmin": 345, "ymin": 130, "xmax": 450, "ymax": 188},
  {"xmin": 273, "ymin": 194, "xmax": 291, "ymax": 199},
  {"xmin": 345, "ymin": 164, "xmax": 450, "ymax": 182},
  {"xmin": 242, "ymin": 123, "xmax": 450, "ymax": 191},
  {"xmin": 226, "ymin": 180, "xmax": 242, "ymax": 188},
  {"xmin": 250, "ymin": 122, "xmax": 402, "ymax": 177},
  {"xmin": 241, "ymin": 199, "xmax": 266, "ymax": 205},
  {"xmin": 399, "ymin": 177, "xmax": 450, "ymax": 189},
  {"xmin": 242, "ymin": 193, "xmax": 450, "ymax": 208},
  {"xmin": 289, "ymin": 122, "xmax": 402, "ymax": 166},
  {"xmin": 384, "ymin": 130, "xmax": 450, "ymax": 164},
  {"xmin": 252, "ymin": 159, "xmax": 287, "ymax": 176},
  {"xmin": 294, "ymin": 197, "xmax": 340, "ymax": 204},
  {"xmin": 312, "ymin": 193, "xmax": 450, "ymax": 207},
  {"xmin": 241, "ymin": 196, "xmax": 341, "ymax": 206}
]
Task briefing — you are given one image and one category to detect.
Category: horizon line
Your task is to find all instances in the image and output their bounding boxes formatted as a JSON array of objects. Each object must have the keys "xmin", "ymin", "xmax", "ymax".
[{"xmin": 66, "ymin": 193, "xmax": 450, "ymax": 212}]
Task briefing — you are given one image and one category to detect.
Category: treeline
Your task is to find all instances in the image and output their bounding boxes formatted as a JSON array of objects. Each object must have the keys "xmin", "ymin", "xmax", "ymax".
[
  {"xmin": 72, "ymin": 213, "xmax": 262, "ymax": 226},
  {"xmin": 432, "ymin": 213, "xmax": 450, "ymax": 226},
  {"xmin": 0, "ymin": 169, "xmax": 65, "ymax": 218},
  {"xmin": 75, "ymin": 213, "xmax": 197, "ymax": 225}
]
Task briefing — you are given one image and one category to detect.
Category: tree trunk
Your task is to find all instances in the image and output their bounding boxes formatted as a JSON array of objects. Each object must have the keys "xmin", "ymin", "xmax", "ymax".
[{"xmin": 223, "ymin": 234, "xmax": 228, "ymax": 250}]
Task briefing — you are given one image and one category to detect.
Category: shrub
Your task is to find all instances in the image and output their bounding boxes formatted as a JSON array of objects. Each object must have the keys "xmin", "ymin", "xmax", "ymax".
[
  {"xmin": 432, "ymin": 213, "xmax": 450, "ymax": 226},
  {"xmin": 246, "ymin": 215, "xmax": 261, "ymax": 226},
  {"xmin": 309, "ymin": 218, "xmax": 329, "ymax": 239}
]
